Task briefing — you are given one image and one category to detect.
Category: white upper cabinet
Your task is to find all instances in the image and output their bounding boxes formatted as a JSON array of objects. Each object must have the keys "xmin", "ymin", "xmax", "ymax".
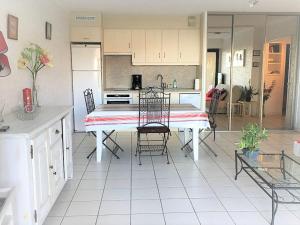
[
  {"xmin": 71, "ymin": 26, "xmax": 101, "ymax": 42},
  {"xmin": 131, "ymin": 30, "xmax": 146, "ymax": 64},
  {"xmin": 103, "ymin": 28, "xmax": 200, "ymax": 65},
  {"xmin": 162, "ymin": 30, "xmax": 179, "ymax": 64},
  {"xmin": 178, "ymin": 30, "xmax": 200, "ymax": 65},
  {"xmin": 104, "ymin": 29, "xmax": 132, "ymax": 55},
  {"xmin": 145, "ymin": 30, "xmax": 162, "ymax": 64}
]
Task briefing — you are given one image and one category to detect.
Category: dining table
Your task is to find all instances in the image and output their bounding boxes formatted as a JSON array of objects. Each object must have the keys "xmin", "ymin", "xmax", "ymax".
[{"xmin": 85, "ymin": 104, "xmax": 210, "ymax": 162}]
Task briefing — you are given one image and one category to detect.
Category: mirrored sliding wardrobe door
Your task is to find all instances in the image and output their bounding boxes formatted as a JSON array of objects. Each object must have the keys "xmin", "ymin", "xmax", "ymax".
[
  {"xmin": 262, "ymin": 15, "xmax": 299, "ymax": 129},
  {"xmin": 207, "ymin": 14, "xmax": 233, "ymax": 131},
  {"xmin": 230, "ymin": 14, "xmax": 267, "ymax": 131}
]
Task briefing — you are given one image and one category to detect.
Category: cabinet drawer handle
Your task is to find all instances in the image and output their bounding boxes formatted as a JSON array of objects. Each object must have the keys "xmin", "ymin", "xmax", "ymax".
[
  {"xmin": 133, "ymin": 52, "xmax": 135, "ymax": 58},
  {"xmin": 129, "ymin": 43, "xmax": 131, "ymax": 49},
  {"xmin": 53, "ymin": 171, "xmax": 57, "ymax": 175},
  {"xmin": 49, "ymin": 165, "xmax": 54, "ymax": 169},
  {"xmin": 180, "ymin": 52, "xmax": 182, "ymax": 58},
  {"xmin": 55, "ymin": 129, "xmax": 60, "ymax": 134},
  {"xmin": 164, "ymin": 52, "xmax": 165, "ymax": 58},
  {"xmin": 159, "ymin": 52, "xmax": 161, "ymax": 58}
]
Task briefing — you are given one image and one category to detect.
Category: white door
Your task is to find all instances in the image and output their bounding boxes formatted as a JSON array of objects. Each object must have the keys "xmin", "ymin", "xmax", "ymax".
[
  {"xmin": 132, "ymin": 30, "xmax": 146, "ymax": 64},
  {"xmin": 104, "ymin": 29, "xmax": 131, "ymax": 54},
  {"xmin": 62, "ymin": 114, "xmax": 73, "ymax": 180},
  {"xmin": 71, "ymin": 45, "xmax": 101, "ymax": 70},
  {"xmin": 73, "ymin": 70, "xmax": 101, "ymax": 131},
  {"xmin": 145, "ymin": 30, "xmax": 162, "ymax": 64},
  {"xmin": 31, "ymin": 133, "xmax": 51, "ymax": 225},
  {"xmin": 179, "ymin": 30, "xmax": 200, "ymax": 65},
  {"xmin": 49, "ymin": 138, "xmax": 64, "ymax": 199},
  {"xmin": 162, "ymin": 30, "xmax": 179, "ymax": 63}
]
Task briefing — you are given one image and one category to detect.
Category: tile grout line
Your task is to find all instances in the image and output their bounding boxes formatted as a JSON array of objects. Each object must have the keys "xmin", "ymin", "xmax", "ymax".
[
  {"xmin": 167, "ymin": 137, "xmax": 203, "ymax": 225},
  {"xmin": 150, "ymin": 144, "xmax": 167, "ymax": 225},
  {"xmin": 174, "ymin": 132, "xmax": 237, "ymax": 225},
  {"xmin": 188, "ymin": 132, "xmax": 277, "ymax": 224},
  {"xmin": 130, "ymin": 132, "xmax": 133, "ymax": 225},
  {"xmin": 94, "ymin": 136, "xmax": 114, "ymax": 225},
  {"xmin": 58, "ymin": 134, "xmax": 94, "ymax": 224},
  {"xmin": 202, "ymin": 134, "xmax": 276, "ymax": 224}
]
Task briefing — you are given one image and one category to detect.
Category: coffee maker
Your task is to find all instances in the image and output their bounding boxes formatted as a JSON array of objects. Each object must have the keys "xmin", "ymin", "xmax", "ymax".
[{"xmin": 131, "ymin": 74, "xmax": 142, "ymax": 90}]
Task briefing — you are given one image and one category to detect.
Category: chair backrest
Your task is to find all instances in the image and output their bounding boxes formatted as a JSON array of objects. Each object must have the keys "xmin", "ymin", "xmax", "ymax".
[
  {"xmin": 208, "ymin": 89, "xmax": 221, "ymax": 124},
  {"xmin": 83, "ymin": 88, "xmax": 95, "ymax": 114},
  {"xmin": 138, "ymin": 87, "xmax": 171, "ymax": 128}
]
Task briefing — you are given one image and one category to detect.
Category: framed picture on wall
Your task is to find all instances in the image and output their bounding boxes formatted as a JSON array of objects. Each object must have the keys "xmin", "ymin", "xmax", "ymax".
[
  {"xmin": 233, "ymin": 49, "xmax": 246, "ymax": 67},
  {"xmin": 45, "ymin": 22, "xmax": 52, "ymax": 40},
  {"xmin": 7, "ymin": 14, "xmax": 18, "ymax": 40},
  {"xmin": 252, "ymin": 62, "xmax": 260, "ymax": 68},
  {"xmin": 253, "ymin": 50, "xmax": 261, "ymax": 56},
  {"xmin": 225, "ymin": 52, "xmax": 231, "ymax": 67}
]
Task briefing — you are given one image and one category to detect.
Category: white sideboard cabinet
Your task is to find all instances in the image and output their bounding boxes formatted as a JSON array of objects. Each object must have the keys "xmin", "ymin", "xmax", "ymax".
[{"xmin": 0, "ymin": 106, "xmax": 73, "ymax": 225}]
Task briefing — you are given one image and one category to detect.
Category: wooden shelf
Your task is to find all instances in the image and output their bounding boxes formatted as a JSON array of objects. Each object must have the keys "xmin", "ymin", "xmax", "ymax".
[{"xmin": 268, "ymin": 62, "xmax": 281, "ymax": 65}]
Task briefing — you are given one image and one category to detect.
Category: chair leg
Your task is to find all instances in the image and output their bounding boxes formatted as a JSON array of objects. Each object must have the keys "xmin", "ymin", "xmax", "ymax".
[
  {"xmin": 103, "ymin": 141, "xmax": 120, "ymax": 159},
  {"xmin": 137, "ymin": 132, "xmax": 142, "ymax": 165},
  {"xmin": 138, "ymin": 148, "xmax": 142, "ymax": 166},
  {"xmin": 199, "ymin": 132, "xmax": 218, "ymax": 157},
  {"xmin": 164, "ymin": 133, "xmax": 170, "ymax": 164},
  {"xmin": 213, "ymin": 128, "xmax": 216, "ymax": 141},
  {"xmin": 86, "ymin": 147, "xmax": 97, "ymax": 159}
]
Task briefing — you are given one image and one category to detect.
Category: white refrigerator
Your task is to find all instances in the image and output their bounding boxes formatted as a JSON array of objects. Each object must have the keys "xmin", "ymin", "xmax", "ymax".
[{"xmin": 71, "ymin": 44, "xmax": 102, "ymax": 132}]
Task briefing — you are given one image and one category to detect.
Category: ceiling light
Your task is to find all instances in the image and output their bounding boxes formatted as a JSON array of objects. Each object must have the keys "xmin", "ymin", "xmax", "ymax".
[{"xmin": 249, "ymin": 0, "xmax": 258, "ymax": 8}]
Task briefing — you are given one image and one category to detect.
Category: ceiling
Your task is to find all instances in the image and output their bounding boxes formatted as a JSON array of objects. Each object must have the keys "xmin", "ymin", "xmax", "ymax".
[{"xmin": 54, "ymin": 0, "xmax": 300, "ymax": 14}]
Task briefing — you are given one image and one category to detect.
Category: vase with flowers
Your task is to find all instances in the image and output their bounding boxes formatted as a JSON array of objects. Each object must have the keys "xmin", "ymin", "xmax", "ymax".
[
  {"xmin": 263, "ymin": 80, "xmax": 276, "ymax": 117},
  {"xmin": 18, "ymin": 43, "xmax": 53, "ymax": 107}
]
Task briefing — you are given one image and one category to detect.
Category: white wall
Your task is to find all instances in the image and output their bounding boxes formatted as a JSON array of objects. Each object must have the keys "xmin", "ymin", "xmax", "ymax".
[{"xmin": 0, "ymin": 0, "xmax": 72, "ymax": 114}]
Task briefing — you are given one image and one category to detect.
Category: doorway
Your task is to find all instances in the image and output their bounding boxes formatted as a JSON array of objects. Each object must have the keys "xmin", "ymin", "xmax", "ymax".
[
  {"xmin": 207, "ymin": 49, "xmax": 220, "ymax": 89},
  {"xmin": 262, "ymin": 38, "xmax": 293, "ymax": 129}
]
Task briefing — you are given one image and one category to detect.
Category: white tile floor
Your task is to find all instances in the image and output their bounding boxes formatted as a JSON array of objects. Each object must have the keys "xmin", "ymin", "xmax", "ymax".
[{"xmin": 44, "ymin": 131, "xmax": 300, "ymax": 225}]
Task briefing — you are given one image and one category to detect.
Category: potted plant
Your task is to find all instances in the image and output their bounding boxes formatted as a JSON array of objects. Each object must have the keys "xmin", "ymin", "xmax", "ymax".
[
  {"xmin": 238, "ymin": 123, "xmax": 268, "ymax": 159},
  {"xmin": 241, "ymin": 85, "xmax": 258, "ymax": 102},
  {"xmin": 263, "ymin": 81, "xmax": 276, "ymax": 117}
]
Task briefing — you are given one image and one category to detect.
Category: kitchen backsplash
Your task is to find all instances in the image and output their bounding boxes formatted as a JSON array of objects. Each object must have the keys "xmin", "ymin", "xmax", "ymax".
[{"xmin": 104, "ymin": 56, "xmax": 197, "ymax": 89}]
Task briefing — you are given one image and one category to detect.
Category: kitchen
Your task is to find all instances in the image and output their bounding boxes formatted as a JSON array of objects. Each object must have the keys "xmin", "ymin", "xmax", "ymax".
[{"xmin": 71, "ymin": 13, "xmax": 203, "ymax": 131}]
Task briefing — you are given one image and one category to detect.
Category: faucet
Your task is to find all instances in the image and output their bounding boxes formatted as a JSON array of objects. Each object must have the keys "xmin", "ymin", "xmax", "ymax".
[{"xmin": 156, "ymin": 74, "xmax": 164, "ymax": 89}]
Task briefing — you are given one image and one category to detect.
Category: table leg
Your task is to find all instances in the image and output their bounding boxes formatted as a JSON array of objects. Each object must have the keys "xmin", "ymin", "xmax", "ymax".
[
  {"xmin": 96, "ymin": 129, "xmax": 103, "ymax": 162},
  {"xmin": 192, "ymin": 128, "xmax": 199, "ymax": 161}
]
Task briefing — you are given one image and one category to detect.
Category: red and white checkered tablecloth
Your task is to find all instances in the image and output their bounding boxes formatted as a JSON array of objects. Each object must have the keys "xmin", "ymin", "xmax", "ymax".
[{"xmin": 85, "ymin": 104, "xmax": 210, "ymax": 129}]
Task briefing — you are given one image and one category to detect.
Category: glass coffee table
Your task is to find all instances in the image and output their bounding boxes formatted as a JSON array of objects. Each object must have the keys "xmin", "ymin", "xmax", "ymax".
[{"xmin": 235, "ymin": 150, "xmax": 300, "ymax": 225}]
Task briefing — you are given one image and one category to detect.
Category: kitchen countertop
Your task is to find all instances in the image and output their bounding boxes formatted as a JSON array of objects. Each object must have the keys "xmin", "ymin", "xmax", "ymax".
[{"xmin": 104, "ymin": 88, "xmax": 201, "ymax": 93}]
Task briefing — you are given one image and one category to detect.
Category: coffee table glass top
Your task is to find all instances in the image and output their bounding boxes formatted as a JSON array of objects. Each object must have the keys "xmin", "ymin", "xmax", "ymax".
[{"xmin": 237, "ymin": 152, "xmax": 300, "ymax": 189}]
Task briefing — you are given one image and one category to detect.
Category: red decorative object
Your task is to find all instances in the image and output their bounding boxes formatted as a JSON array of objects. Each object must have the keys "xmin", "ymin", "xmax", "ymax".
[
  {"xmin": 0, "ymin": 31, "xmax": 8, "ymax": 54},
  {"xmin": 23, "ymin": 88, "xmax": 33, "ymax": 112},
  {"xmin": 0, "ymin": 31, "xmax": 11, "ymax": 77}
]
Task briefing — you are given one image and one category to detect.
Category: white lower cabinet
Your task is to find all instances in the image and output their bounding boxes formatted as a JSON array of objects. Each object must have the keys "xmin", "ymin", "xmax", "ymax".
[
  {"xmin": 48, "ymin": 133, "xmax": 65, "ymax": 201},
  {"xmin": 31, "ymin": 133, "xmax": 52, "ymax": 224},
  {"xmin": 0, "ymin": 107, "xmax": 73, "ymax": 225}
]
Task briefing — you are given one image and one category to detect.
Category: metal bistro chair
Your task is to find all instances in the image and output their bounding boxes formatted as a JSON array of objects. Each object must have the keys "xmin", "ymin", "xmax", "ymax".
[
  {"xmin": 83, "ymin": 89, "xmax": 124, "ymax": 159},
  {"xmin": 136, "ymin": 87, "xmax": 171, "ymax": 165},
  {"xmin": 181, "ymin": 89, "xmax": 221, "ymax": 157}
]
